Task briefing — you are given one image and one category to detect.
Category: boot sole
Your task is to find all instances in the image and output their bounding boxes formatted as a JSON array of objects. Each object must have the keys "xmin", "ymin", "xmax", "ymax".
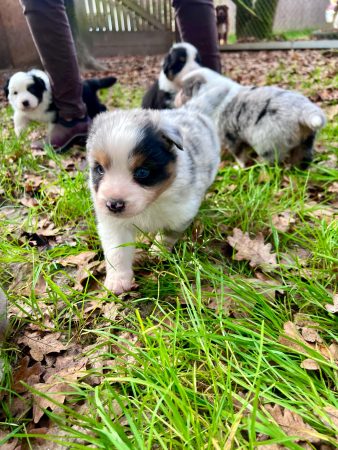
[{"xmin": 54, "ymin": 133, "xmax": 88, "ymax": 154}]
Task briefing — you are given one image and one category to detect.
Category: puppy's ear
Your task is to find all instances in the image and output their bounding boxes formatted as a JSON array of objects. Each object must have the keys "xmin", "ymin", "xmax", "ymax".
[
  {"xmin": 32, "ymin": 75, "xmax": 46, "ymax": 92},
  {"xmin": 3, "ymin": 79, "xmax": 9, "ymax": 98},
  {"xmin": 160, "ymin": 123, "xmax": 183, "ymax": 151},
  {"xmin": 183, "ymin": 75, "xmax": 206, "ymax": 99},
  {"xmin": 162, "ymin": 53, "xmax": 172, "ymax": 77}
]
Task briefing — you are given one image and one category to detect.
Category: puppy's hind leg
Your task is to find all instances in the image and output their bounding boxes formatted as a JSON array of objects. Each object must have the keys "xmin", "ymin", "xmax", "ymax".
[
  {"xmin": 229, "ymin": 142, "xmax": 252, "ymax": 168},
  {"xmin": 294, "ymin": 133, "xmax": 315, "ymax": 170},
  {"xmin": 151, "ymin": 226, "xmax": 190, "ymax": 254}
]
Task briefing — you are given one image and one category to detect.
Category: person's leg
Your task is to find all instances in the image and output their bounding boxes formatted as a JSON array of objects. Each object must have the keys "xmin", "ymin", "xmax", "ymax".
[
  {"xmin": 20, "ymin": 0, "xmax": 89, "ymax": 151},
  {"xmin": 173, "ymin": 0, "xmax": 222, "ymax": 73}
]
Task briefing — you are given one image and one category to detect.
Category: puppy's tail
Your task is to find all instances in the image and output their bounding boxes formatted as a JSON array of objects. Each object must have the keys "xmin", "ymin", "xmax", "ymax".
[
  {"xmin": 86, "ymin": 76, "xmax": 117, "ymax": 91},
  {"xmin": 300, "ymin": 104, "xmax": 326, "ymax": 131}
]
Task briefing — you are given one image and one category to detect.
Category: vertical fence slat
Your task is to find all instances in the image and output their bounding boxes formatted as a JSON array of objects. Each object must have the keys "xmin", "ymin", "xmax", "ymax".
[{"xmin": 78, "ymin": 0, "xmax": 174, "ymax": 33}]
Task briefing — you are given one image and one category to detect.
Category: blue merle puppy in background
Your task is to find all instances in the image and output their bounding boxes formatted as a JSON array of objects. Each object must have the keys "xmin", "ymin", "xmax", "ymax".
[{"xmin": 177, "ymin": 68, "xmax": 326, "ymax": 169}]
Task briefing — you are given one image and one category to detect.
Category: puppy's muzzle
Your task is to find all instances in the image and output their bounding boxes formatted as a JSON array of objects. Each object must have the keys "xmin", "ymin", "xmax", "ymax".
[
  {"xmin": 106, "ymin": 199, "xmax": 125, "ymax": 214},
  {"xmin": 22, "ymin": 100, "xmax": 30, "ymax": 108}
]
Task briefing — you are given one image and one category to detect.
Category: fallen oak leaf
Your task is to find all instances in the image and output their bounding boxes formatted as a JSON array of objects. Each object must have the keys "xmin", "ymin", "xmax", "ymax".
[
  {"xmin": 24, "ymin": 174, "xmax": 43, "ymax": 192},
  {"xmin": 271, "ymin": 210, "xmax": 296, "ymax": 233},
  {"xmin": 265, "ymin": 404, "xmax": 322, "ymax": 443},
  {"xmin": 32, "ymin": 380, "xmax": 75, "ymax": 423},
  {"xmin": 17, "ymin": 332, "xmax": 68, "ymax": 362},
  {"xmin": 60, "ymin": 251, "xmax": 97, "ymax": 268},
  {"xmin": 43, "ymin": 355, "xmax": 88, "ymax": 383},
  {"xmin": 325, "ymin": 294, "xmax": 338, "ymax": 314},
  {"xmin": 301, "ymin": 327, "xmax": 323, "ymax": 344},
  {"xmin": 300, "ymin": 358, "xmax": 320, "ymax": 371},
  {"xmin": 328, "ymin": 182, "xmax": 338, "ymax": 194},
  {"xmin": 73, "ymin": 260, "xmax": 105, "ymax": 292},
  {"xmin": 19, "ymin": 197, "xmax": 39, "ymax": 207},
  {"xmin": 227, "ymin": 228, "xmax": 277, "ymax": 270},
  {"xmin": 12, "ymin": 356, "xmax": 43, "ymax": 393},
  {"xmin": 278, "ymin": 321, "xmax": 311, "ymax": 354},
  {"xmin": 322, "ymin": 406, "xmax": 338, "ymax": 431}
]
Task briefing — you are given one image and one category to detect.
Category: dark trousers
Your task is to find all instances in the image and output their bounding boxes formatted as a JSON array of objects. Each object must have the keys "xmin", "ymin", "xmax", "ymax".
[
  {"xmin": 21, "ymin": 0, "xmax": 221, "ymax": 119},
  {"xmin": 173, "ymin": 0, "xmax": 221, "ymax": 72},
  {"xmin": 20, "ymin": 0, "xmax": 87, "ymax": 120}
]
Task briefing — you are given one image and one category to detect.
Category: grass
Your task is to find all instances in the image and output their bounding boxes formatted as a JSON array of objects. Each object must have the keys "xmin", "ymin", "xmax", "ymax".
[
  {"xmin": 0, "ymin": 61, "xmax": 337, "ymax": 449},
  {"xmin": 225, "ymin": 28, "xmax": 315, "ymax": 45}
]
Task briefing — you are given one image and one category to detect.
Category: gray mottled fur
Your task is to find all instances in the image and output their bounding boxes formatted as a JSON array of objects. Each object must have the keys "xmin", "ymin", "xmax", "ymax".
[{"xmin": 180, "ymin": 68, "xmax": 326, "ymax": 168}]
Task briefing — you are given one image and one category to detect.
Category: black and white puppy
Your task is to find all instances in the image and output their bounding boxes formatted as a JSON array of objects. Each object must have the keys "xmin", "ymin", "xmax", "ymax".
[
  {"xmin": 4, "ymin": 69, "xmax": 117, "ymax": 136},
  {"xmin": 87, "ymin": 105, "xmax": 220, "ymax": 294},
  {"xmin": 141, "ymin": 42, "xmax": 202, "ymax": 110}
]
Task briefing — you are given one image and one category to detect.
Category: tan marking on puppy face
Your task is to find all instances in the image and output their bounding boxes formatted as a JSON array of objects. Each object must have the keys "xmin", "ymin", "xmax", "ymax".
[
  {"xmin": 87, "ymin": 111, "xmax": 180, "ymax": 219},
  {"xmin": 91, "ymin": 149, "xmax": 111, "ymax": 170}
]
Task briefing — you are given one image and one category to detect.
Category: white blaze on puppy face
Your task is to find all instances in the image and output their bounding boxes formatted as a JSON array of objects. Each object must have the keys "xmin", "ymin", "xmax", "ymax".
[
  {"xmin": 87, "ymin": 111, "xmax": 178, "ymax": 219},
  {"xmin": 7, "ymin": 72, "xmax": 46, "ymax": 112}
]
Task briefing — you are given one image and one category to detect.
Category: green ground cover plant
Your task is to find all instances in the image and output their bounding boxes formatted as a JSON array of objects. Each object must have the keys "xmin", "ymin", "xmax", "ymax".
[{"xmin": 0, "ymin": 50, "xmax": 337, "ymax": 449}]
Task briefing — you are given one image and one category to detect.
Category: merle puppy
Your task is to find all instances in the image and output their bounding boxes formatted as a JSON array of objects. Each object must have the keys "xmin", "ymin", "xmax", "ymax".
[
  {"xmin": 87, "ymin": 106, "xmax": 220, "ymax": 294},
  {"xmin": 4, "ymin": 69, "xmax": 117, "ymax": 136},
  {"xmin": 176, "ymin": 68, "xmax": 326, "ymax": 168},
  {"xmin": 141, "ymin": 42, "xmax": 201, "ymax": 110}
]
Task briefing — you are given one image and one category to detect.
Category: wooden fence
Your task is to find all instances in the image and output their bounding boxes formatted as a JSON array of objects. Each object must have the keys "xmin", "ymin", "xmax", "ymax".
[{"xmin": 75, "ymin": 0, "xmax": 175, "ymax": 56}]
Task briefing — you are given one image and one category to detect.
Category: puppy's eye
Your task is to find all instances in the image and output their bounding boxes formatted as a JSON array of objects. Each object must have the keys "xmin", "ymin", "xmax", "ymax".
[
  {"xmin": 13, "ymin": 91, "xmax": 18, "ymax": 95},
  {"xmin": 134, "ymin": 167, "xmax": 150, "ymax": 180},
  {"xmin": 94, "ymin": 163, "xmax": 105, "ymax": 175}
]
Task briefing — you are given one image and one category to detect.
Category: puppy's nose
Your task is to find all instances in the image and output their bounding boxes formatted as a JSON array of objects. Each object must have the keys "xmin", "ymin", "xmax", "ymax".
[
  {"xmin": 22, "ymin": 100, "xmax": 29, "ymax": 107},
  {"xmin": 106, "ymin": 199, "xmax": 125, "ymax": 213}
]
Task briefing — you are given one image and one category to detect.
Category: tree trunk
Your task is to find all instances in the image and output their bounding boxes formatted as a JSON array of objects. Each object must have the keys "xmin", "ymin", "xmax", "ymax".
[{"xmin": 235, "ymin": 0, "xmax": 279, "ymax": 40}]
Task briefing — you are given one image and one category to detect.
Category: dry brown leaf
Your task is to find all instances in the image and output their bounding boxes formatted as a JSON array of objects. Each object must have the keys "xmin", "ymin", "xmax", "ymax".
[
  {"xmin": 301, "ymin": 327, "xmax": 323, "ymax": 343},
  {"xmin": 8, "ymin": 392, "xmax": 32, "ymax": 418},
  {"xmin": 265, "ymin": 404, "xmax": 321, "ymax": 443},
  {"xmin": 0, "ymin": 437, "xmax": 20, "ymax": 450},
  {"xmin": 12, "ymin": 356, "xmax": 43, "ymax": 393},
  {"xmin": 227, "ymin": 228, "xmax": 277, "ymax": 270},
  {"xmin": 36, "ymin": 223, "xmax": 60, "ymax": 237},
  {"xmin": 325, "ymin": 294, "xmax": 338, "ymax": 314},
  {"xmin": 322, "ymin": 406, "xmax": 338, "ymax": 430},
  {"xmin": 24, "ymin": 174, "xmax": 43, "ymax": 192},
  {"xmin": 300, "ymin": 358, "xmax": 320, "ymax": 370},
  {"xmin": 102, "ymin": 301, "xmax": 120, "ymax": 320},
  {"xmin": 278, "ymin": 321, "xmax": 310, "ymax": 354},
  {"xmin": 44, "ymin": 185, "xmax": 65, "ymax": 199},
  {"xmin": 73, "ymin": 260, "xmax": 104, "ymax": 291},
  {"xmin": 17, "ymin": 332, "xmax": 68, "ymax": 362},
  {"xmin": 328, "ymin": 182, "xmax": 338, "ymax": 194},
  {"xmin": 60, "ymin": 251, "xmax": 97, "ymax": 268},
  {"xmin": 32, "ymin": 381, "xmax": 73, "ymax": 423},
  {"xmin": 43, "ymin": 355, "xmax": 87, "ymax": 383},
  {"xmin": 19, "ymin": 197, "xmax": 39, "ymax": 207},
  {"xmin": 272, "ymin": 211, "xmax": 295, "ymax": 233}
]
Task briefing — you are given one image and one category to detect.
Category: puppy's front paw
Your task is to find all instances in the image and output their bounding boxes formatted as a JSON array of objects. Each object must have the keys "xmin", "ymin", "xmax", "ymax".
[
  {"xmin": 14, "ymin": 127, "xmax": 23, "ymax": 137},
  {"xmin": 104, "ymin": 272, "xmax": 135, "ymax": 295}
]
